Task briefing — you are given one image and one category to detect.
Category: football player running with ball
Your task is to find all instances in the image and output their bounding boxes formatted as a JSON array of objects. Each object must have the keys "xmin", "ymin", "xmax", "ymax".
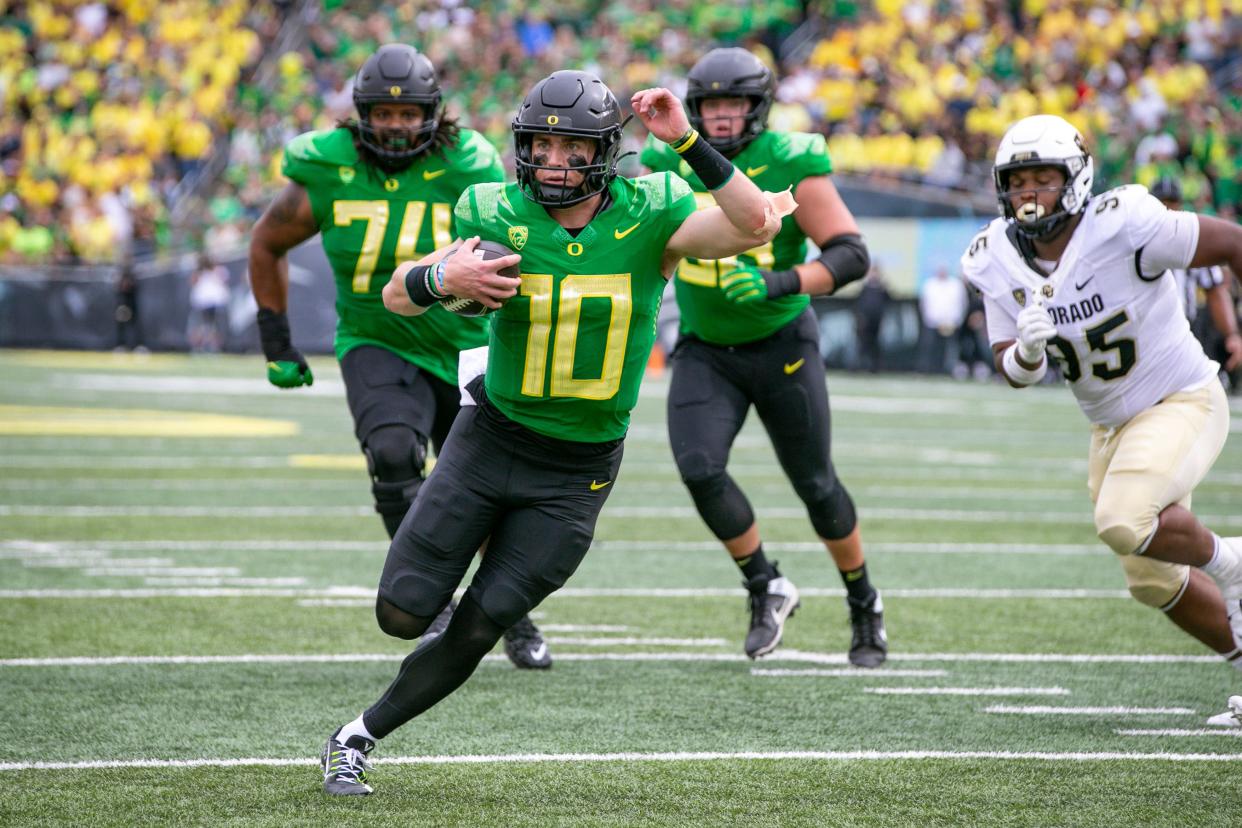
[
  {"xmin": 962, "ymin": 114, "xmax": 1242, "ymax": 717},
  {"xmin": 248, "ymin": 44, "xmax": 550, "ymax": 668},
  {"xmin": 642, "ymin": 48, "xmax": 885, "ymax": 666},
  {"xmin": 316, "ymin": 69, "xmax": 783, "ymax": 796}
]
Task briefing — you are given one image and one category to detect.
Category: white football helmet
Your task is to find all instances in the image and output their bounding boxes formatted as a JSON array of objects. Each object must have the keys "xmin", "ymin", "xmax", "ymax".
[{"xmin": 993, "ymin": 114, "xmax": 1094, "ymax": 241}]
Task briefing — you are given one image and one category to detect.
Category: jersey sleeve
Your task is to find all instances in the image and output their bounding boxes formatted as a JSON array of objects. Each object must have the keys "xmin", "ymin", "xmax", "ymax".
[
  {"xmin": 982, "ymin": 293, "xmax": 1018, "ymax": 346},
  {"xmin": 783, "ymin": 132, "xmax": 834, "ymax": 178},
  {"xmin": 453, "ymin": 186, "xmax": 483, "ymax": 240},
  {"xmin": 959, "ymin": 222, "xmax": 999, "ymax": 297},
  {"xmin": 661, "ymin": 173, "xmax": 697, "ymax": 235},
  {"xmin": 1124, "ymin": 188, "xmax": 1200, "ymax": 276},
  {"xmin": 640, "ymin": 133, "xmax": 677, "ymax": 173},
  {"xmin": 280, "ymin": 131, "xmax": 325, "ymax": 186}
]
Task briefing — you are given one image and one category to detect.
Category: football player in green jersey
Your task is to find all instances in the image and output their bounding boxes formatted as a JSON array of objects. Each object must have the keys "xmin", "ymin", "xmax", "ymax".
[
  {"xmin": 316, "ymin": 70, "xmax": 783, "ymax": 796},
  {"xmin": 247, "ymin": 44, "xmax": 550, "ymax": 669},
  {"xmin": 642, "ymin": 48, "xmax": 886, "ymax": 667}
]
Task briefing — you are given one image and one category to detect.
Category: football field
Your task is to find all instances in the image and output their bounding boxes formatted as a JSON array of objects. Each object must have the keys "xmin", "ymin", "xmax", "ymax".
[{"xmin": 1, "ymin": 349, "xmax": 1239, "ymax": 826}]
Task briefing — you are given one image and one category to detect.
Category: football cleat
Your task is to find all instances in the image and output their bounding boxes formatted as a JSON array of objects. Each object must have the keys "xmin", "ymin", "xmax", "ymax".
[
  {"xmin": 744, "ymin": 573, "xmax": 800, "ymax": 659},
  {"xmin": 847, "ymin": 591, "xmax": 888, "ymax": 668},
  {"xmin": 503, "ymin": 615, "xmax": 552, "ymax": 669},
  {"xmin": 1206, "ymin": 696, "xmax": 1242, "ymax": 727},
  {"xmin": 321, "ymin": 728, "xmax": 374, "ymax": 796}
]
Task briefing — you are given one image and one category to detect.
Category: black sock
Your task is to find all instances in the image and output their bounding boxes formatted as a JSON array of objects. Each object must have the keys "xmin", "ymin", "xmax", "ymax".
[
  {"xmin": 840, "ymin": 563, "xmax": 876, "ymax": 607},
  {"xmin": 736, "ymin": 545, "xmax": 778, "ymax": 586}
]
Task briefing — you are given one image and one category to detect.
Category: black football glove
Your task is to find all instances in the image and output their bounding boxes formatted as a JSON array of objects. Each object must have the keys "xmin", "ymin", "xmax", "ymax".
[{"xmin": 256, "ymin": 308, "xmax": 313, "ymax": 388}]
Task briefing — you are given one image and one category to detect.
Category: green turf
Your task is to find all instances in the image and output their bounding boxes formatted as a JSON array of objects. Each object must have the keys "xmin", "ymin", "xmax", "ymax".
[{"xmin": 1, "ymin": 351, "xmax": 1240, "ymax": 826}]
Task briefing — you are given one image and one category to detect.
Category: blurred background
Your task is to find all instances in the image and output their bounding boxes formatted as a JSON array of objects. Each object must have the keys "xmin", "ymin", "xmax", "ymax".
[{"xmin": 1, "ymin": 0, "xmax": 1239, "ymax": 374}]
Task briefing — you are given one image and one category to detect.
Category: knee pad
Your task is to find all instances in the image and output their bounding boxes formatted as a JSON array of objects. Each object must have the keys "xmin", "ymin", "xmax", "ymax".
[
  {"xmin": 1095, "ymin": 506, "xmax": 1155, "ymax": 557},
  {"xmin": 806, "ymin": 482, "xmax": 857, "ymax": 541},
  {"xmin": 1118, "ymin": 555, "xmax": 1189, "ymax": 609},
  {"xmin": 466, "ymin": 582, "xmax": 533, "ymax": 631},
  {"xmin": 364, "ymin": 425, "xmax": 427, "ymax": 515},
  {"xmin": 375, "ymin": 596, "xmax": 432, "ymax": 640},
  {"xmin": 678, "ymin": 453, "xmax": 754, "ymax": 541}
]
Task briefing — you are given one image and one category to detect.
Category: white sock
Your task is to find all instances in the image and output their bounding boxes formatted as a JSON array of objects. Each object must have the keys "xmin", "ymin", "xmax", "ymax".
[
  {"xmin": 336, "ymin": 714, "xmax": 377, "ymax": 747},
  {"xmin": 1202, "ymin": 534, "xmax": 1224, "ymax": 575}
]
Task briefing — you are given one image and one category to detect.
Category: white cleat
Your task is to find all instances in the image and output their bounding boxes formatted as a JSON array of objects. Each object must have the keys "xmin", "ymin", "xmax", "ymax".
[{"xmin": 1205, "ymin": 695, "xmax": 1242, "ymax": 728}]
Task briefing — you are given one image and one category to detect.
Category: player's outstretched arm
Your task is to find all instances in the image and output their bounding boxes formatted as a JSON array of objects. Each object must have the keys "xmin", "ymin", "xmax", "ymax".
[
  {"xmin": 384, "ymin": 237, "xmax": 521, "ymax": 317},
  {"xmin": 631, "ymin": 88, "xmax": 779, "ymax": 265},
  {"xmin": 248, "ymin": 182, "xmax": 319, "ymax": 388}
]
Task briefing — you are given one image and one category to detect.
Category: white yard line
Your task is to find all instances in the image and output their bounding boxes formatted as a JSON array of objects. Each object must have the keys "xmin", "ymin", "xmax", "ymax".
[
  {"xmin": 751, "ymin": 669, "xmax": 947, "ymax": 678},
  {"xmin": 987, "ymin": 706, "xmax": 1197, "ymax": 715},
  {"xmin": 3, "ymin": 749, "xmax": 1240, "ymax": 773},
  {"xmin": 1116, "ymin": 729, "xmax": 1242, "ymax": 737},
  {"xmin": 864, "ymin": 687, "xmax": 1069, "ymax": 696},
  {"xmin": 0, "ymin": 651, "xmax": 1221, "ymax": 668}
]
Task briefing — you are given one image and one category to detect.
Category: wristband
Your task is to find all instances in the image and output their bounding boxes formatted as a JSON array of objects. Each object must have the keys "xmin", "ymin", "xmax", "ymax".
[
  {"xmin": 761, "ymin": 268, "xmax": 802, "ymax": 299},
  {"xmin": 1002, "ymin": 342, "xmax": 1047, "ymax": 386},
  {"xmin": 671, "ymin": 128, "xmax": 734, "ymax": 190},
  {"xmin": 404, "ymin": 265, "xmax": 440, "ymax": 307}
]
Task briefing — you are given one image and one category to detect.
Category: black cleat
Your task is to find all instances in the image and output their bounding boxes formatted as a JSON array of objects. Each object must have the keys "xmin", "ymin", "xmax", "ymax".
[
  {"xmin": 503, "ymin": 615, "xmax": 552, "ymax": 669},
  {"xmin": 744, "ymin": 573, "xmax": 800, "ymax": 659},
  {"xmin": 848, "ymin": 591, "xmax": 888, "ymax": 668},
  {"xmin": 321, "ymin": 728, "xmax": 374, "ymax": 796}
]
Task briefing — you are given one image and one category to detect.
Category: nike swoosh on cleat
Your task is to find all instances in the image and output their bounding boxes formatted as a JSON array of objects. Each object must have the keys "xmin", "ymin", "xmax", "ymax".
[
  {"xmin": 783, "ymin": 359, "xmax": 805, "ymax": 374},
  {"xmin": 614, "ymin": 222, "xmax": 641, "ymax": 239},
  {"xmin": 423, "ymin": 169, "xmax": 447, "ymax": 180},
  {"xmin": 590, "ymin": 480, "xmax": 612, "ymax": 491},
  {"xmin": 530, "ymin": 643, "xmax": 548, "ymax": 661},
  {"xmin": 745, "ymin": 165, "xmax": 768, "ymax": 177}
]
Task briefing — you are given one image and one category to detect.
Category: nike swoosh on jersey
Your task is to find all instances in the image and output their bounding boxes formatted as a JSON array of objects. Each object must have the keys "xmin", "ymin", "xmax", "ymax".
[
  {"xmin": 783, "ymin": 358, "xmax": 805, "ymax": 374},
  {"xmin": 590, "ymin": 480, "xmax": 612, "ymax": 491},
  {"xmin": 614, "ymin": 222, "xmax": 641, "ymax": 239},
  {"xmin": 745, "ymin": 165, "xmax": 768, "ymax": 177},
  {"xmin": 422, "ymin": 169, "xmax": 447, "ymax": 180},
  {"xmin": 1074, "ymin": 275, "xmax": 1095, "ymax": 290}
]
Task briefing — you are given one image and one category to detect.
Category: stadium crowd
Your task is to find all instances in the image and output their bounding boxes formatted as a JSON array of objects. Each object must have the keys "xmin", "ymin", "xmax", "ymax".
[{"xmin": 1, "ymin": 0, "xmax": 1240, "ymax": 265}]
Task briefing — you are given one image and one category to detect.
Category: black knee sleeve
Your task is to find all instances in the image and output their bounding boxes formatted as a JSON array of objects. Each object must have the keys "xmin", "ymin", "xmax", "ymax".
[
  {"xmin": 678, "ymin": 451, "xmax": 755, "ymax": 541},
  {"xmin": 363, "ymin": 594, "xmax": 506, "ymax": 739},
  {"xmin": 363, "ymin": 425, "xmax": 428, "ymax": 535},
  {"xmin": 375, "ymin": 596, "xmax": 434, "ymax": 640},
  {"xmin": 806, "ymin": 482, "xmax": 857, "ymax": 541}
]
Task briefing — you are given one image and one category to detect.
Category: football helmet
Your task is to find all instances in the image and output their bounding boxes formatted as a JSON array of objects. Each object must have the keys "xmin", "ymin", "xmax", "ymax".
[
  {"xmin": 352, "ymin": 44, "xmax": 441, "ymax": 168},
  {"xmin": 512, "ymin": 70, "xmax": 626, "ymax": 207},
  {"xmin": 1148, "ymin": 176, "xmax": 1182, "ymax": 204},
  {"xmin": 685, "ymin": 48, "xmax": 774, "ymax": 157},
  {"xmin": 993, "ymin": 114, "xmax": 1094, "ymax": 241}
]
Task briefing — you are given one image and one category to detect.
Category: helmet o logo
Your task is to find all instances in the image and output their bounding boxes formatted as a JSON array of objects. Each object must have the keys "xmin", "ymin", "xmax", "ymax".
[
  {"xmin": 384, "ymin": 179, "xmax": 399, "ymax": 192},
  {"xmin": 566, "ymin": 242, "xmax": 583, "ymax": 256},
  {"xmin": 389, "ymin": 86, "xmax": 402, "ymax": 97},
  {"xmin": 546, "ymin": 115, "xmax": 559, "ymax": 125}
]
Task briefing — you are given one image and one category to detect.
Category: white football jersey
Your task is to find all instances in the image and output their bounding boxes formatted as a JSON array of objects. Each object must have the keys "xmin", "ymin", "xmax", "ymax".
[{"xmin": 961, "ymin": 185, "xmax": 1218, "ymax": 427}]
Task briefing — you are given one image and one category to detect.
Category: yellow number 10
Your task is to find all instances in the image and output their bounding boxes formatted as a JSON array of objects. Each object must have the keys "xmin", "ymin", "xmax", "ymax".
[
  {"xmin": 333, "ymin": 200, "xmax": 452, "ymax": 293},
  {"xmin": 520, "ymin": 273, "xmax": 632, "ymax": 400}
]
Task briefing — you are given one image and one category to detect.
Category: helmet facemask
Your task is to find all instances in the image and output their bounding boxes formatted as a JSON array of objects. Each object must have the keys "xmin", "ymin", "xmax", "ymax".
[{"xmin": 355, "ymin": 100, "xmax": 440, "ymax": 171}]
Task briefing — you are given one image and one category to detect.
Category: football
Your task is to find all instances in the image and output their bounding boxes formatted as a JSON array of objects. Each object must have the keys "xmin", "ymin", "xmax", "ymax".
[{"xmin": 439, "ymin": 239, "xmax": 520, "ymax": 317}]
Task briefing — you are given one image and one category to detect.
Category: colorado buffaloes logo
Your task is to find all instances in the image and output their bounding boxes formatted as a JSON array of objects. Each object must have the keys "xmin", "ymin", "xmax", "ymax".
[
  {"xmin": 508, "ymin": 225, "xmax": 529, "ymax": 250},
  {"xmin": 384, "ymin": 178, "xmax": 399, "ymax": 192},
  {"xmin": 338, "ymin": 167, "xmax": 355, "ymax": 184},
  {"xmin": 1042, "ymin": 284, "xmax": 1055, "ymax": 299},
  {"xmin": 389, "ymin": 85, "xmax": 402, "ymax": 97},
  {"xmin": 1012, "ymin": 288, "xmax": 1026, "ymax": 307},
  {"xmin": 546, "ymin": 115, "xmax": 559, "ymax": 125}
]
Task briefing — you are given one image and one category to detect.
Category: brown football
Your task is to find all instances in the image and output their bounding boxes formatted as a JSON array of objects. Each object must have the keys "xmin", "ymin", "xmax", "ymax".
[{"xmin": 439, "ymin": 239, "xmax": 520, "ymax": 317}]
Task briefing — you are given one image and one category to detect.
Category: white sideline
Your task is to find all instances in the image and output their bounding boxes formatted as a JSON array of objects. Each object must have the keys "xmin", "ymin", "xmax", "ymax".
[
  {"xmin": 0, "ymin": 651, "xmax": 1222, "ymax": 668},
  {"xmin": 987, "ymin": 706, "xmax": 1197, "ymax": 715},
  {"xmin": 865, "ymin": 687, "xmax": 1070, "ymax": 696},
  {"xmin": 3, "ymin": 749, "xmax": 1241, "ymax": 772}
]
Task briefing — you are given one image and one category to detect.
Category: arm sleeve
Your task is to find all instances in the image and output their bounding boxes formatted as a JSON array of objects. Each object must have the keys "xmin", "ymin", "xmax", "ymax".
[
  {"xmin": 1128, "ymin": 195, "xmax": 1200, "ymax": 276},
  {"xmin": 983, "ymin": 294, "xmax": 1018, "ymax": 346}
]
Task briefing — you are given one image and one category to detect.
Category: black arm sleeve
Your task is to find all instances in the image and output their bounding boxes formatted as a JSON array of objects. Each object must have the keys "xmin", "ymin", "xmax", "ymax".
[{"xmin": 815, "ymin": 233, "xmax": 870, "ymax": 293}]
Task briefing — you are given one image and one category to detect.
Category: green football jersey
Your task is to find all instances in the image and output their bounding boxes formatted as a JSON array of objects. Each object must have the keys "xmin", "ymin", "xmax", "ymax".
[
  {"xmin": 454, "ymin": 173, "xmax": 696, "ymax": 442},
  {"xmin": 281, "ymin": 127, "xmax": 504, "ymax": 384},
  {"xmin": 641, "ymin": 129, "xmax": 833, "ymax": 345}
]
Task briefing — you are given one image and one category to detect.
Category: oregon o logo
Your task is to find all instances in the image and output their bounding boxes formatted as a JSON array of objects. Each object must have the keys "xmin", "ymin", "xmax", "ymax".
[
  {"xmin": 566, "ymin": 242, "xmax": 583, "ymax": 256},
  {"xmin": 389, "ymin": 86, "xmax": 402, "ymax": 97},
  {"xmin": 546, "ymin": 115, "xmax": 559, "ymax": 125},
  {"xmin": 384, "ymin": 179, "xmax": 399, "ymax": 192}
]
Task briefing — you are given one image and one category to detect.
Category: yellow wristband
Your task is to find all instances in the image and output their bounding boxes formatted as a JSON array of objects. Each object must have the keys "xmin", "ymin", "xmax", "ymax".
[{"xmin": 671, "ymin": 129, "xmax": 699, "ymax": 154}]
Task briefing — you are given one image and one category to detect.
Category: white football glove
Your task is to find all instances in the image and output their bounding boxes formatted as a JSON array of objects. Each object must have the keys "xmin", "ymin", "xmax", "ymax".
[{"xmin": 1015, "ymin": 303, "xmax": 1056, "ymax": 363}]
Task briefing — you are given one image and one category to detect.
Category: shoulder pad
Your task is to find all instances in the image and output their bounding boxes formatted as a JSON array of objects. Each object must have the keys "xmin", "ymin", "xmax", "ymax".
[
  {"xmin": 283, "ymin": 129, "xmax": 355, "ymax": 167},
  {"xmin": 959, "ymin": 218, "xmax": 1006, "ymax": 295},
  {"xmin": 452, "ymin": 129, "xmax": 503, "ymax": 175},
  {"xmin": 628, "ymin": 172, "xmax": 692, "ymax": 213},
  {"xmin": 453, "ymin": 181, "xmax": 508, "ymax": 227},
  {"xmin": 769, "ymin": 131, "xmax": 833, "ymax": 177}
]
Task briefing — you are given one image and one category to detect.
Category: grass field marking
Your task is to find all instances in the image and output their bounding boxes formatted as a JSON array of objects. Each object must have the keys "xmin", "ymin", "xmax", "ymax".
[
  {"xmin": 751, "ymin": 668, "xmax": 947, "ymax": 678},
  {"xmin": 1116, "ymin": 729, "xmax": 1242, "ymax": 738},
  {"xmin": 51, "ymin": 372, "xmax": 347, "ymax": 398},
  {"xmin": 297, "ymin": 598, "xmax": 374, "ymax": 607},
  {"xmin": 140, "ymin": 577, "xmax": 308, "ymax": 587},
  {"xmin": 0, "ymin": 404, "xmax": 299, "ymax": 438},
  {"xmin": 987, "ymin": 706, "xmax": 1197, "ymax": 715},
  {"xmin": 864, "ymin": 687, "xmax": 1070, "ymax": 696},
  {"xmin": 0, "ymin": 651, "xmax": 1222, "ymax": 669},
  {"xmin": 0, "ymin": 586, "xmax": 1134, "ymax": 599},
  {"xmin": 81, "ymin": 567, "xmax": 238, "ymax": 577},
  {"xmin": 543, "ymin": 637, "xmax": 729, "ymax": 647},
  {"xmin": 5, "ymin": 749, "xmax": 1242, "ymax": 773},
  {"xmin": 540, "ymin": 625, "xmax": 632, "ymax": 632}
]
